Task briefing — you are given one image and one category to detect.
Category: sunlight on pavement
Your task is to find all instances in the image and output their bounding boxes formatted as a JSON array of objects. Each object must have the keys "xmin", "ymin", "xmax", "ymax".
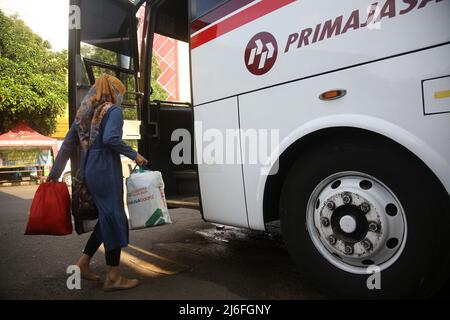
[
  {"xmin": 99, "ymin": 244, "xmax": 189, "ymax": 277},
  {"xmin": 128, "ymin": 244, "xmax": 189, "ymax": 267}
]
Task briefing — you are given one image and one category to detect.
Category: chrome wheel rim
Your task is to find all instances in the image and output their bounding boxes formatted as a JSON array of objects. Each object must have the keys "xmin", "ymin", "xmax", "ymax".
[{"xmin": 306, "ymin": 171, "xmax": 407, "ymax": 274}]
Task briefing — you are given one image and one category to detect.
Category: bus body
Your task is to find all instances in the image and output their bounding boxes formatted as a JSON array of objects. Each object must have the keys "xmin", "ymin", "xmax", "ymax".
[
  {"xmin": 191, "ymin": 0, "xmax": 450, "ymax": 230},
  {"xmin": 70, "ymin": 0, "xmax": 450, "ymax": 297}
]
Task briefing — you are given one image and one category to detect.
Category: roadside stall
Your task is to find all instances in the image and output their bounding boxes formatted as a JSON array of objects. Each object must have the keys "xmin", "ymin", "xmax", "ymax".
[{"xmin": 0, "ymin": 122, "xmax": 58, "ymax": 183}]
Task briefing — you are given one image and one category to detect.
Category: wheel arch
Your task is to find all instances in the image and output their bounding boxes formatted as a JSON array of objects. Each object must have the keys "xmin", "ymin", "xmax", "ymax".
[{"xmin": 262, "ymin": 124, "xmax": 449, "ymax": 226}]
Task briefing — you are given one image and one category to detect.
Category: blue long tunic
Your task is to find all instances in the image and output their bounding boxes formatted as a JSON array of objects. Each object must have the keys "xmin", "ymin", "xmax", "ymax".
[{"xmin": 49, "ymin": 106, "xmax": 137, "ymax": 251}]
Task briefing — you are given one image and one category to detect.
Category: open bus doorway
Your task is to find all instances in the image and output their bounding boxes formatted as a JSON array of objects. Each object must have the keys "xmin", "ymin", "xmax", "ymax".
[
  {"xmin": 138, "ymin": 0, "xmax": 199, "ymax": 210},
  {"xmin": 69, "ymin": 0, "xmax": 199, "ymax": 210}
]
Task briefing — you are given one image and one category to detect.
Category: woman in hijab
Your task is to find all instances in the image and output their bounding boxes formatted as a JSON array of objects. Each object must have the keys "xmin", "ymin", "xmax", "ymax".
[{"xmin": 47, "ymin": 74, "xmax": 147, "ymax": 291}]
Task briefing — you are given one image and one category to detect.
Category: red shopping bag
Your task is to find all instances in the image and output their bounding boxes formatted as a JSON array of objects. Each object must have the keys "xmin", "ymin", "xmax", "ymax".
[{"xmin": 25, "ymin": 182, "xmax": 73, "ymax": 235}]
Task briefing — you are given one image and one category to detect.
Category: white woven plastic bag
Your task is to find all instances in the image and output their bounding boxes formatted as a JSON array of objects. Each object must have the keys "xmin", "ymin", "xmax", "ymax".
[{"xmin": 126, "ymin": 170, "xmax": 171, "ymax": 230}]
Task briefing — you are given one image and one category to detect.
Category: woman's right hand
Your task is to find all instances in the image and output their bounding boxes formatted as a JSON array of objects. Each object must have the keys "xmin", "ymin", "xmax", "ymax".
[{"xmin": 135, "ymin": 153, "xmax": 148, "ymax": 166}]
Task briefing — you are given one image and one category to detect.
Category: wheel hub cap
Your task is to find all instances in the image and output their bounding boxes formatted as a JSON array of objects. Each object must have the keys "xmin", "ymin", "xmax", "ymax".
[{"xmin": 339, "ymin": 215, "xmax": 357, "ymax": 233}]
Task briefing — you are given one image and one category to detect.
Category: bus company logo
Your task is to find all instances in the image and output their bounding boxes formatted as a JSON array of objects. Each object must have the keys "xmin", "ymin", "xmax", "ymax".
[{"xmin": 244, "ymin": 32, "xmax": 278, "ymax": 76}]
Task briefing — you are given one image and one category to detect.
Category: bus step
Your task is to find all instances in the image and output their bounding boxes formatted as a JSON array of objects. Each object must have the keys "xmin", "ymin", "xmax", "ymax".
[
  {"xmin": 173, "ymin": 169, "xmax": 197, "ymax": 180},
  {"xmin": 174, "ymin": 170, "xmax": 198, "ymax": 195},
  {"xmin": 166, "ymin": 195, "xmax": 200, "ymax": 210}
]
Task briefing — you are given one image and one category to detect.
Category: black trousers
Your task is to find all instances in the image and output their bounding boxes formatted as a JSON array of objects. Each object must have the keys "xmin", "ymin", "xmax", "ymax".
[{"xmin": 83, "ymin": 223, "xmax": 121, "ymax": 266}]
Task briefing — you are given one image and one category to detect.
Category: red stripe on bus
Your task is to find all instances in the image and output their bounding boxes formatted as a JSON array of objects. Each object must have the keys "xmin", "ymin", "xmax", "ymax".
[
  {"xmin": 191, "ymin": 0, "xmax": 256, "ymax": 34},
  {"xmin": 191, "ymin": 0, "xmax": 296, "ymax": 50}
]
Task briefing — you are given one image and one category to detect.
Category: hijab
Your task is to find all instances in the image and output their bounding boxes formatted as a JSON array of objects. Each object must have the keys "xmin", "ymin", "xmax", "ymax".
[{"xmin": 74, "ymin": 74, "xmax": 126, "ymax": 151}]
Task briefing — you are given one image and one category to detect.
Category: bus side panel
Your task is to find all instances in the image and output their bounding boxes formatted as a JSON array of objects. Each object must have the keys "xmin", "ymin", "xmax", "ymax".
[
  {"xmin": 194, "ymin": 97, "xmax": 249, "ymax": 228},
  {"xmin": 190, "ymin": 0, "xmax": 450, "ymax": 105},
  {"xmin": 239, "ymin": 45, "xmax": 450, "ymax": 230}
]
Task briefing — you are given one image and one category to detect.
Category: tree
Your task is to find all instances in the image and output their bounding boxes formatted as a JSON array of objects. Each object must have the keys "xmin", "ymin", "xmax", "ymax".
[
  {"xmin": 148, "ymin": 55, "xmax": 168, "ymax": 102},
  {"xmin": 0, "ymin": 11, "xmax": 67, "ymax": 135}
]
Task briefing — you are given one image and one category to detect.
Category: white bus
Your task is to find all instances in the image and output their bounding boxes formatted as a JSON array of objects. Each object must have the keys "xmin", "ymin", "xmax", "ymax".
[{"xmin": 69, "ymin": 0, "xmax": 450, "ymax": 298}]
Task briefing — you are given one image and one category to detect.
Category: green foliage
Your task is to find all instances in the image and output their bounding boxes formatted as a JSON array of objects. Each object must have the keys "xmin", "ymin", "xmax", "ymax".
[
  {"xmin": 149, "ymin": 55, "xmax": 167, "ymax": 102},
  {"xmin": 0, "ymin": 11, "xmax": 67, "ymax": 135}
]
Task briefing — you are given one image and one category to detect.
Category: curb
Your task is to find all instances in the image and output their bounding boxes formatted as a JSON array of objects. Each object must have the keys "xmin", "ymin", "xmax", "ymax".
[{"xmin": 0, "ymin": 181, "xmax": 40, "ymax": 187}]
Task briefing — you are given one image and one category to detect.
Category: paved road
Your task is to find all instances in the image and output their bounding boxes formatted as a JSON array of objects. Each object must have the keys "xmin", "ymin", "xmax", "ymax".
[{"xmin": 0, "ymin": 185, "xmax": 322, "ymax": 300}]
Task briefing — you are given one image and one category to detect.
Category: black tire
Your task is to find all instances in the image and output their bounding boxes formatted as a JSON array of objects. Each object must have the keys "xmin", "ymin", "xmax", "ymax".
[{"xmin": 280, "ymin": 133, "xmax": 450, "ymax": 299}]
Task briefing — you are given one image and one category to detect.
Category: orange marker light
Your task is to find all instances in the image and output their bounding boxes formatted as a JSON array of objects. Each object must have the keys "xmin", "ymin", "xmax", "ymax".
[{"xmin": 319, "ymin": 89, "xmax": 347, "ymax": 101}]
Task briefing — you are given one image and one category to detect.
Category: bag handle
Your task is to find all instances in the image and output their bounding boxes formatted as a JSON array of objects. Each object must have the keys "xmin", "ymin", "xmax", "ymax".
[{"xmin": 131, "ymin": 163, "xmax": 150, "ymax": 174}]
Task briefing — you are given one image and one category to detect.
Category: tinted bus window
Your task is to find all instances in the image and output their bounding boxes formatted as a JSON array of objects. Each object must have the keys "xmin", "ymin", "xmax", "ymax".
[{"xmin": 191, "ymin": 0, "xmax": 228, "ymax": 21}]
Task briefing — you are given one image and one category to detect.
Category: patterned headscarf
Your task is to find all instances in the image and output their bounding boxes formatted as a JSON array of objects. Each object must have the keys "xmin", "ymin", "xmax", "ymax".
[{"xmin": 74, "ymin": 74, "xmax": 126, "ymax": 151}]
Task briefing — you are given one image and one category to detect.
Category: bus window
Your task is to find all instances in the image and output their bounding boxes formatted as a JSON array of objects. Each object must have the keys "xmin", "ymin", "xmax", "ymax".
[
  {"xmin": 151, "ymin": 33, "xmax": 191, "ymax": 103},
  {"xmin": 191, "ymin": 0, "xmax": 228, "ymax": 21},
  {"xmin": 81, "ymin": 43, "xmax": 138, "ymax": 117}
]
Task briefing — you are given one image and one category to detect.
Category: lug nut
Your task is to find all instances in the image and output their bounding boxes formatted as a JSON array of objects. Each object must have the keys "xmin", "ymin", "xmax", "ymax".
[
  {"xmin": 368, "ymin": 221, "xmax": 379, "ymax": 232},
  {"xmin": 326, "ymin": 201, "xmax": 335, "ymax": 210},
  {"xmin": 360, "ymin": 202, "xmax": 370, "ymax": 214},
  {"xmin": 328, "ymin": 235, "xmax": 337, "ymax": 245},
  {"xmin": 344, "ymin": 245, "xmax": 353, "ymax": 255},
  {"xmin": 342, "ymin": 193, "xmax": 352, "ymax": 204},
  {"xmin": 362, "ymin": 239, "xmax": 372, "ymax": 251},
  {"xmin": 320, "ymin": 217, "xmax": 330, "ymax": 227}
]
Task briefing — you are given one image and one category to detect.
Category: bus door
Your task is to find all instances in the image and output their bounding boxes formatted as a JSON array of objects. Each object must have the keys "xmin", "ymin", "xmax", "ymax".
[
  {"xmin": 70, "ymin": 0, "xmax": 200, "ymax": 210},
  {"xmin": 140, "ymin": 0, "xmax": 200, "ymax": 210},
  {"xmin": 143, "ymin": 0, "xmax": 249, "ymax": 227},
  {"xmin": 70, "ymin": 0, "xmax": 254, "ymax": 221},
  {"xmin": 68, "ymin": 0, "xmax": 142, "ymax": 198}
]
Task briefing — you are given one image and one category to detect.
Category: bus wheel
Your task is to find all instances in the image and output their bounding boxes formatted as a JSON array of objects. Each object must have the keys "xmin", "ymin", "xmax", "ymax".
[
  {"xmin": 62, "ymin": 173, "xmax": 72, "ymax": 186},
  {"xmin": 280, "ymin": 136, "xmax": 450, "ymax": 298}
]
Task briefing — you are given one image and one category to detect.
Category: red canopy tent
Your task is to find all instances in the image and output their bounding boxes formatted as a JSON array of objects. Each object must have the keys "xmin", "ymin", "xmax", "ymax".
[{"xmin": 0, "ymin": 122, "xmax": 58, "ymax": 167}]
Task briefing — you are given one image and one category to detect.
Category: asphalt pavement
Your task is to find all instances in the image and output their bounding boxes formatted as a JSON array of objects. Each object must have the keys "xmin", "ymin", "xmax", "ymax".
[{"xmin": 0, "ymin": 185, "xmax": 322, "ymax": 300}]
